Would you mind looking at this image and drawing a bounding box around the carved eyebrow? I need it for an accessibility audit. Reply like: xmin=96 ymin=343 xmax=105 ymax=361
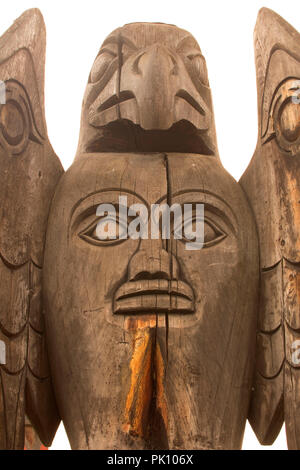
xmin=69 ymin=189 xmax=150 ymax=227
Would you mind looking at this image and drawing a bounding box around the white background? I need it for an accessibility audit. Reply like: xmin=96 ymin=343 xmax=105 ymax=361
xmin=1 ymin=0 xmax=299 ymax=451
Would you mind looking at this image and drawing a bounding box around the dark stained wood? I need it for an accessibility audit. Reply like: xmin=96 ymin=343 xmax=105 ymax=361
xmin=43 ymin=22 xmax=259 ymax=450
xmin=240 ymin=8 xmax=300 ymax=449
xmin=0 ymin=9 xmax=63 ymax=449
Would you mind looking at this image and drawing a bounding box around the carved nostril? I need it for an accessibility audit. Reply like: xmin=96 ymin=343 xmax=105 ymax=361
xmin=128 ymin=248 xmax=180 ymax=283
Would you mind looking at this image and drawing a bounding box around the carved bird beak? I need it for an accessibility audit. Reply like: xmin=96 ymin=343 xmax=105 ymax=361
xmin=89 ymin=44 xmax=211 ymax=132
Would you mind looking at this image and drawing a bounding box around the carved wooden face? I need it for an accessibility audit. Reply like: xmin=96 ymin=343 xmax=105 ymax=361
xmin=42 ymin=23 xmax=259 ymax=451
xmin=1 ymin=9 xmax=299 ymax=452
xmin=77 ymin=23 xmax=218 ymax=156
xmin=44 ymin=150 xmax=258 ymax=449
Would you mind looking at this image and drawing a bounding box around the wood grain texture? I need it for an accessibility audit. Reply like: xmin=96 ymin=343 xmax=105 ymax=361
xmin=0 ymin=9 xmax=63 ymax=449
xmin=77 ymin=23 xmax=218 ymax=157
xmin=240 ymin=8 xmax=300 ymax=449
xmin=43 ymin=21 xmax=259 ymax=450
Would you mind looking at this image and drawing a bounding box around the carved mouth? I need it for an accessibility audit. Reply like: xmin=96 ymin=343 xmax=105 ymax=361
xmin=86 ymin=119 xmax=214 ymax=155
xmin=113 ymin=279 xmax=195 ymax=315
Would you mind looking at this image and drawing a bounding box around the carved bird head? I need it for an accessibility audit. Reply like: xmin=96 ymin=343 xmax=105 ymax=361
xmin=76 ymin=23 xmax=218 ymax=156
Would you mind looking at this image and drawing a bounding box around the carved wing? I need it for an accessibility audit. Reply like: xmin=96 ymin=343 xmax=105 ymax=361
xmin=0 ymin=9 xmax=63 ymax=449
xmin=240 ymin=8 xmax=300 ymax=449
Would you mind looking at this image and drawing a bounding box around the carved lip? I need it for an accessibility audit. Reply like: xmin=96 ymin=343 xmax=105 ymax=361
xmin=113 ymin=279 xmax=195 ymax=315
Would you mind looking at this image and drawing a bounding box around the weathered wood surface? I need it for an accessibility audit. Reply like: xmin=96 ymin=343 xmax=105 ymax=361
xmin=77 ymin=23 xmax=218 ymax=157
xmin=0 ymin=10 xmax=63 ymax=449
xmin=44 ymin=23 xmax=259 ymax=450
xmin=1 ymin=7 xmax=299 ymax=451
xmin=24 ymin=417 xmax=48 ymax=450
xmin=240 ymin=8 xmax=300 ymax=449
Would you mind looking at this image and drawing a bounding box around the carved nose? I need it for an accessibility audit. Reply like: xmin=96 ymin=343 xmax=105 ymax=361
xmin=128 ymin=239 xmax=180 ymax=282
xmin=132 ymin=44 xmax=177 ymax=130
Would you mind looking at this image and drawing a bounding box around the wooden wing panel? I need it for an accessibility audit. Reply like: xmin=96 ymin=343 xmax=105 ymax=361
xmin=240 ymin=8 xmax=300 ymax=449
xmin=0 ymin=9 xmax=63 ymax=449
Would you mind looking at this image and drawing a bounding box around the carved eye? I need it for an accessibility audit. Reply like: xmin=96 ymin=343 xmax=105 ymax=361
xmin=80 ymin=215 xmax=128 ymax=247
xmin=187 ymin=53 xmax=209 ymax=87
xmin=89 ymin=50 xmax=117 ymax=84
xmin=262 ymin=78 xmax=300 ymax=156
xmin=0 ymin=80 xmax=43 ymax=155
xmin=174 ymin=216 xmax=227 ymax=248
xmin=279 ymin=100 xmax=300 ymax=142
xmin=1 ymin=101 xmax=25 ymax=146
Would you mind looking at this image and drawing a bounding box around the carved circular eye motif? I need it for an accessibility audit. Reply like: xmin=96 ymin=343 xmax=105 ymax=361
xmin=279 ymin=100 xmax=300 ymax=143
xmin=89 ymin=50 xmax=117 ymax=84
xmin=0 ymin=97 xmax=30 ymax=155
xmin=1 ymin=101 xmax=25 ymax=146
xmin=0 ymin=80 xmax=42 ymax=156
xmin=263 ymin=79 xmax=300 ymax=156
xmin=187 ymin=53 xmax=209 ymax=87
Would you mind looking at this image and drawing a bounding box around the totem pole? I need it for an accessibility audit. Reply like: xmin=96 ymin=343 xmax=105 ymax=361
xmin=0 ymin=7 xmax=299 ymax=450
xmin=241 ymin=8 xmax=300 ymax=449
